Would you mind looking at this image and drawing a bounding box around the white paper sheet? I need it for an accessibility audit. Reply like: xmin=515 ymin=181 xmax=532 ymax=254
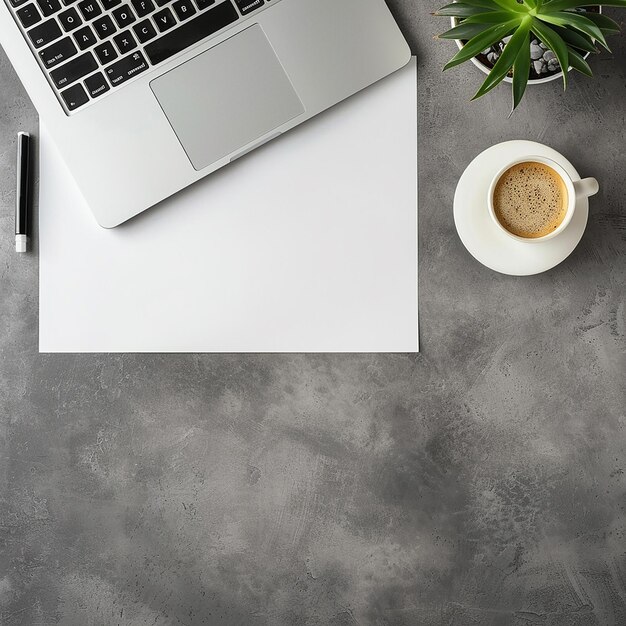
xmin=39 ymin=59 xmax=417 ymax=353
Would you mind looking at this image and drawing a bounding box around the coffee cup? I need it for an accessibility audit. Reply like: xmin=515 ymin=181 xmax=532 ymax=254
xmin=487 ymin=155 xmax=599 ymax=243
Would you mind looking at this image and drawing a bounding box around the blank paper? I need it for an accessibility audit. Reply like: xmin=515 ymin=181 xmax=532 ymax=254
xmin=39 ymin=59 xmax=417 ymax=352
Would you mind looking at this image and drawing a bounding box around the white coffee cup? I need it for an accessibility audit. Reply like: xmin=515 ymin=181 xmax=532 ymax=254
xmin=487 ymin=155 xmax=599 ymax=243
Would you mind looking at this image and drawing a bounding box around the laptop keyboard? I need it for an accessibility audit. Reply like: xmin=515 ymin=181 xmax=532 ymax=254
xmin=5 ymin=0 xmax=273 ymax=113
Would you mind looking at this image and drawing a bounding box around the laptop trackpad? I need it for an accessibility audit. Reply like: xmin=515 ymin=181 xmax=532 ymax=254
xmin=150 ymin=25 xmax=305 ymax=171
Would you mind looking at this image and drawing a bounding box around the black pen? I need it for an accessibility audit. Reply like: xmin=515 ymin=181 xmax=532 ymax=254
xmin=16 ymin=132 xmax=30 ymax=253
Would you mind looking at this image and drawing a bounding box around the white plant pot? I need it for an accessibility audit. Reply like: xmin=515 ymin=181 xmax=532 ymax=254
xmin=450 ymin=12 xmax=598 ymax=85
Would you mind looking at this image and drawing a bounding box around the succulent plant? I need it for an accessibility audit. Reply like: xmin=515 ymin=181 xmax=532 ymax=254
xmin=435 ymin=0 xmax=626 ymax=110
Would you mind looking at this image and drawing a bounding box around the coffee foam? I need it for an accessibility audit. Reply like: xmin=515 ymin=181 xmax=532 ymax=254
xmin=493 ymin=162 xmax=568 ymax=238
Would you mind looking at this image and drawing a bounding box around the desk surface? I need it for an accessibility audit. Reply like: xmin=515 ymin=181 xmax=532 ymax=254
xmin=1 ymin=2 xmax=625 ymax=624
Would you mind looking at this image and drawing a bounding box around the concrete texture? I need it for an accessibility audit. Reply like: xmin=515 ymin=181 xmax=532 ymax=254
xmin=1 ymin=1 xmax=625 ymax=624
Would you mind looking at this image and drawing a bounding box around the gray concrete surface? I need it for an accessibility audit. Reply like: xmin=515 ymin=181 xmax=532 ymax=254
xmin=1 ymin=1 xmax=625 ymax=624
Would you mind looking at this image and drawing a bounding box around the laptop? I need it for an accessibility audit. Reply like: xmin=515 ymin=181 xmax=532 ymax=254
xmin=0 ymin=0 xmax=410 ymax=227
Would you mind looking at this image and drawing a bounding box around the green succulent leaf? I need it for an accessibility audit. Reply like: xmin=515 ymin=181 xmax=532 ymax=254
xmin=531 ymin=17 xmax=570 ymax=88
xmin=438 ymin=22 xmax=493 ymax=39
xmin=552 ymin=25 xmax=599 ymax=52
xmin=537 ymin=11 xmax=609 ymax=49
xmin=459 ymin=0 xmax=504 ymax=7
xmin=434 ymin=3 xmax=497 ymax=16
xmin=583 ymin=12 xmax=622 ymax=33
xmin=567 ymin=46 xmax=594 ymax=75
xmin=472 ymin=18 xmax=532 ymax=100
xmin=443 ymin=20 xmax=521 ymax=70
xmin=512 ymin=31 xmax=531 ymax=112
xmin=490 ymin=0 xmax=529 ymax=12
xmin=461 ymin=10 xmax=525 ymax=23
xmin=542 ymin=0 xmax=626 ymax=10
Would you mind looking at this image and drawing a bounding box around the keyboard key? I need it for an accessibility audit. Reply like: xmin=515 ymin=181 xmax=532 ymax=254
xmin=28 ymin=18 xmax=62 ymax=48
xmin=58 ymin=7 xmax=82 ymax=31
xmin=101 ymin=0 xmax=121 ymax=8
xmin=130 ymin=0 xmax=153 ymax=17
xmin=234 ymin=0 xmax=262 ymax=15
xmin=173 ymin=0 xmax=195 ymax=21
xmin=35 ymin=0 xmax=61 ymax=17
xmin=132 ymin=19 xmax=156 ymax=43
xmin=153 ymin=7 xmax=175 ymax=32
xmin=61 ymin=0 xmax=77 ymax=5
xmin=92 ymin=15 xmax=116 ymax=38
xmin=195 ymin=0 xmax=214 ymax=9
xmin=105 ymin=50 xmax=148 ymax=86
xmin=16 ymin=4 xmax=41 ymax=28
xmin=112 ymin=4 xmax=136 ymax=27
xmin=113 ymin=30 xmax=136 ymax=53
xmin=60 ymin=82 xmax=89 ymax=109
xmin=84 ymin=71 xmax=110 ymax=97
xmin=145 ymin=1 xmax=237 ymax=65
xmin=10 ymin=0 xmax=29 ymax=7
xmin=73 ymin=24 xmax=97 ymax=48
xmin=154 ymin=0 xmax=168 ymax=6
xmin=94 ymin=40 xmax=117 ymax=63
xmin=77 ymin=0 xmax=101 ymax=20
xmin=39 ymin=36 xmax=77 ymax=68
xmin=50 ymin=50 xmax=97 ymax=87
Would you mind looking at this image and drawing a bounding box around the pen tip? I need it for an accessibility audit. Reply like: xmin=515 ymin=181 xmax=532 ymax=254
xmin=15 ymin=235 xmax=27 ymax=253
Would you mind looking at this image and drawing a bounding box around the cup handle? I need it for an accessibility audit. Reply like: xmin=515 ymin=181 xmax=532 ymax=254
xmin=573 ymin=177 xmax=599 ymax=199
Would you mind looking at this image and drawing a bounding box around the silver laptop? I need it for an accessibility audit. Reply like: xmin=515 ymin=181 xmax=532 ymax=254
xmin=0 ymin=0 xmax=410 ymax=227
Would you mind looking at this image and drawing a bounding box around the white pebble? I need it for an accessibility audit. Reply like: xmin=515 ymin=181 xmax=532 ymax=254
xmin=530 ymin=44 xmax=543 ymax=60
xmin=547 ymin=58 xmax=560 ymax=71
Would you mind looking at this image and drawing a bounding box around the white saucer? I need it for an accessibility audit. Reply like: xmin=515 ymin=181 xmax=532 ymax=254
xmin=454 ymin=140 xmax=589 ymax=276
